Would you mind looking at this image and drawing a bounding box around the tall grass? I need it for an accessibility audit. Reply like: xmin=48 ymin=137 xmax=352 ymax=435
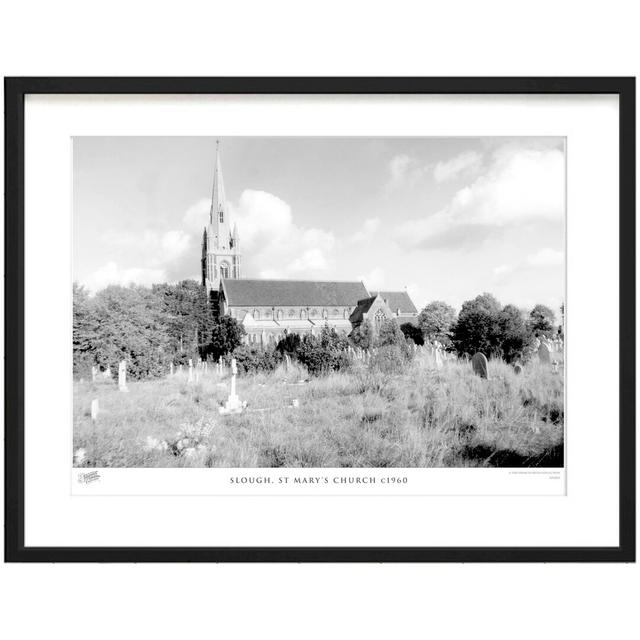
xmin=73 ymin=356 xmax=564 ymax=468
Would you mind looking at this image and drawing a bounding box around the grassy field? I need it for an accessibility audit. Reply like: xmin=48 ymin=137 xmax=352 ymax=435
xmin=73 ymin=352 xmax=564 ymax=468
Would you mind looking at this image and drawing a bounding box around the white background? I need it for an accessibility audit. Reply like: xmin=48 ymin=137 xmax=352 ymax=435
xmin=26 ymin=94 xmax=610 ymax=547
xmin=1 ymin=1 xmax=638 ymax=639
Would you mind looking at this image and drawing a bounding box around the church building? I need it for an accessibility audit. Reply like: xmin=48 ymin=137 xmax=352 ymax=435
xmin=201 ymin=143 xmax=418 ymax=346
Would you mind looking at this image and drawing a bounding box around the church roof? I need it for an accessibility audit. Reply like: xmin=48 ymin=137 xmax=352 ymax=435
xmin=349 ymin=296 xmax=377 ymax=324
xmin=221 ymin=278 xmax=369 ymax=308
xmin=371 ymin=290 xmax=418 ymax=314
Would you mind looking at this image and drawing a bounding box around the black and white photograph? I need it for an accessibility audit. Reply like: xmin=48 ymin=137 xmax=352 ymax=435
xmin=72 ymin=135 xmax=565 ymax=470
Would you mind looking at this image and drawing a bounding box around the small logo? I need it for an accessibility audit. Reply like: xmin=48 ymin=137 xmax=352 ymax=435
xmin=78 ymin=470 xmax=101 ymax=484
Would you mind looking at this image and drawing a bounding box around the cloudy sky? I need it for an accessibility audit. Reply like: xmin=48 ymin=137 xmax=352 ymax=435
xmin=73 ymin=136 xmax=565 ymax=314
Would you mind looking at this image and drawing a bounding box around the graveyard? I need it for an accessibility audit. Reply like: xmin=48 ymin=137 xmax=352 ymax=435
xmin=73 ymin=346 xmax=564 ymax=468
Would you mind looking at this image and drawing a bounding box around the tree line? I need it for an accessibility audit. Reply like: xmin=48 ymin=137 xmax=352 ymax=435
xmin=400 ymin=293 xmax=560 ymax=363
xmin=73 ymin=280 xmax=562 ymax=380
xmin=73 ymin=281 xmax=244 ymax=379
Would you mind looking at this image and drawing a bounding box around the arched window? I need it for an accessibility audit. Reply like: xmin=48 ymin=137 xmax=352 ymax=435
xmin=253 ymin=309 xmax=260 ymax=320
xmin=288 ymin=309 xmax=296 ymax=318
xmin=300 ymin=309 xmax=308 ymax=320
xmin=322 ymin=309 xmax=328 ymax=320
xmin=374 ymin=309 xmax=386 ymax=327
xmin=276 ymin=309 xmax=284 ymax=321
xmin=220 ymin=262 xmax=230 ymax=279
xmin=343 ymin=309 xmax=350 ymax=319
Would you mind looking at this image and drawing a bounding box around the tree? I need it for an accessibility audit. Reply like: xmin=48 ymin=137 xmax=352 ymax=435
xmin=529 ymin=304 xmax=556 ymax=338
xmin=153 ymin=280 xmax=213 ymax=360
xmin=452 ymin=292 xmax=502 ymax=357
xmin=91 ymin=284 xmax=171 ymax=379
xmin=350 ymin=319 xmax=374 ymax=350
xmin=296 ymin=325 xmax=350 ymax=376
xmin=374 ymin=317 xmax=405 ymax=348
xmin=400 ymin=322 xmax=424 ymax=346
xmin=276 ymin=332 xmax=302 ymax=355
xmin=499 ymin=304 xmax=533 ymax=363
xmin=418 ymin=301 xmax=457 ymax=345
xmin=206 ymin=315 xmax=246 ymax=359
xmin=73 ymin=282 xmax=98 ymax=378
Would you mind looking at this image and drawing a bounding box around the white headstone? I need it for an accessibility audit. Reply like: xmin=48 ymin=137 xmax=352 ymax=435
xmin=188 ymin=359 xmax=194 ymax=383
xmin=219 ymin=357 xmax=243 ymax=414
xmin=91 ymin=366 xmax=97 ymax=382
xmin=170 ymin=362 xmax=174 ymax=376
xmin=118 ymin=360 xmax=129 ymax=392
xmin=91 ymin=398 xmax=99 ymax=421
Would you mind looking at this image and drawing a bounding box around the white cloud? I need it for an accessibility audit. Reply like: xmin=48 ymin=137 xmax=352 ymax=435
xmin=493 ymin=264 xmax=513 ymax=278
xmin=433 ymin=151 xmax=482 ymax=183
xmin=395 ymin=144 xmax=565 ymax=249
xmin=358 ymin=266 xmax=386 ymax=290
xmin=233 ymin=189 xmax=336 ymax=279
xmin=493 ymin=248 xmax=564 ymax=284
xmin=83 ymin=262 xmax=166 ymax=293
xmin=526 ymin=247 xmax=563 ymax=267
xmin=182 ymin=198 xmax=211 ymax=234
xmin=387 ymin=154 xmax=412 ymax=191
xmin=104 ymin=229 xmax=191 ymax=266
xmin=348 ymin=217 xmax=381 ymax=244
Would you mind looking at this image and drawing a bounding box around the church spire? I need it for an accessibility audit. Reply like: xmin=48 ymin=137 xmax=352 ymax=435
xmin=210 ymin=140 xmax=227 ymax=226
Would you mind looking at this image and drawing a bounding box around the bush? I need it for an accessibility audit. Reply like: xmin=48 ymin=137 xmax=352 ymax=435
xmin=296 ymin=326 xmax=350 ymax=376
xmin=370 ymin=344 xmax=408 ymax=375
xmin=275 ymin=332 xmax=301 ymax=355
xmin=400 ymin=322 xmax=424 ymax=346
xmin=230 ymin=345 xmax=280 ymax=375
xmin=206 ymin=315 xmax=246 ymax=360
xmin=376 ymin=318 xmax=405 ymax=348
xmin=350 ymin=319 xmax=374 ymax=350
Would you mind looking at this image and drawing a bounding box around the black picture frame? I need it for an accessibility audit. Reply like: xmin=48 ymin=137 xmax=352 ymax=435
xmin=4 ymin=77 xmax=635 ymax=563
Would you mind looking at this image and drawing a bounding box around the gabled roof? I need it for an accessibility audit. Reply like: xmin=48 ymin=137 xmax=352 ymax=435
xmin=349 ymin=296 xmax=377 ymax=324
xmin=221 ymin=278 xmax=369 ymax=308
xmin=371 ymin=290 xmax=418 ymax=314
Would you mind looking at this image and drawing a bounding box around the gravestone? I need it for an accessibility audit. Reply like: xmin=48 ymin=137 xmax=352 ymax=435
xmin=170 ymin=363 xmax=174 ymax=376
xmin=91 ymin=366 xmax=97 ymax=382
xmin=103 ymin=367 xmax=112 ymax=379
xmin=513 ymin=364 xmax=523 ymax=375
xmin=471 ymin=352 xmax=488 ymax=379
xmin=188 ymin=359 xmax=194 ymax=383
xmin=118 ymin=360 xmax=129 ymax=392
xmin=538 ymin=342 xmax=551 ymax=365
xmin=91 ymin=398 xmax=99 ymax=421
xmin=91 ymin=398 xmax=100 ymax=422
xmin=219 ymin=357 xmax=244 ymax=415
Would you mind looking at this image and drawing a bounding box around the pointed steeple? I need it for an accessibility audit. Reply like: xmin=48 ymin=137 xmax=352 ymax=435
xmin=210 ymin=140 xmax=227 ymax=225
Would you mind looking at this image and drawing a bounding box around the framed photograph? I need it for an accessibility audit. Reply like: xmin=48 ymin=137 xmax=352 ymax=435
xmin=4 ymin=77 xmax=635 ymax=562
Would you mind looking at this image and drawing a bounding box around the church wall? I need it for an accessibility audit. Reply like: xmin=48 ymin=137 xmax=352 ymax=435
xmin=228 ymin=305 xmax=354 ymax=322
